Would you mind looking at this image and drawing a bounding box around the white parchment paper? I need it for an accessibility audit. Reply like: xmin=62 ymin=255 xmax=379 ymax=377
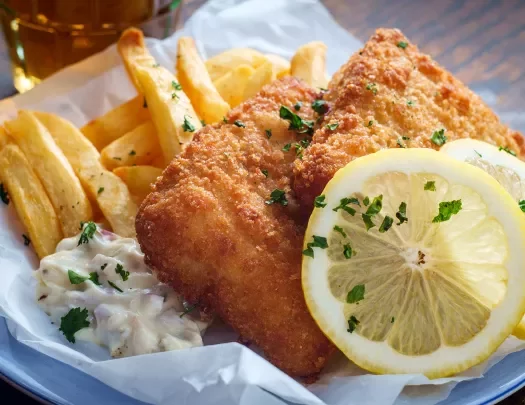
xmin=0 ymin=1 xmax=524 ymax=404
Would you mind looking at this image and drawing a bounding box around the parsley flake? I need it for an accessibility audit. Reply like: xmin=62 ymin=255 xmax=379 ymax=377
xmin=265 ymin=189 xmax=288 ymax=206
xmin=397 ymin=138 xmax=406 ymax=148
xmin=22 ymin=234 xmax=30 ymax=246
xmin=367 ymin=120 xmax=374 ymax=127
xmin=282 ymin=143 xmax=292 ymax=152
xmin=391 ymin=317 xmax=395 ymax=323
xmin=333 ymin=225 xmax=347 ymax=238
xmin=347 ymin=284 xmax=365 ymax=303
xmin=312 ymin=99 xmax=329 ymax=115
xmin=59 ymin=307 xmax=90 ymax=343
xmin=347 ymin=315 xmax=360 ymax=333
xmin=68 ymin=270 xmax=101 ymax=286
xmin=430 ymin=129 xmax=447 ymax=146
xmin=182 ymin=115 xmax=196 ymax=132
xmin=89 ymin=272 xmax=101 ymax=285
xmin=362 ymin=195 xmax=383 ymax=230
xmin=222 ymin=116 xmax=228 ymax=123
xmin=520 ymin=200 xmax=525 ymax=213
xmin=100 ymin=263 xmax=108 ymax=271
xmin=362 ymin=214 xmax=375 ymax=231
xmin=171 ymin=80 xmax=182 ymax=91
xmin=108 ymin=280 xmax=123 ymax=293
xmin=115 ymin=263 xmax=129 ymax=281
xmin=363 ymin=196 xmax=370 ymax=206
xmin=261 ymin=169 xmax=269 ymax=178
xmin=171 ymin=92 xmax=179 ymax=100
xmin=397 ymin=41 xmax=408 ymax=49
xmin=379 ymin=216 xmax=394 ymax=233
xmin=499 ymin=146 xmax=516 ymax=157
xmin=294 ymin=101 xmax=302 ymax=111
xmin=314 ymin=195 xmax=327 ymax=208
xmin=333 ymin=197 xmax=360 ymax=216
xmin=97 ymin=187 xmax=104 ymax=194
xmin=0 ymin=183 xmax=9 ymax=205
xmin=302 ymin=235 xmax=329 ymax=258
xmin=180 ymin=303 xmax=198 ymax=318
xmin=343 ymin=244 xmax=354 ymax=259
xmin=432 ymin=200 xmax=462 ymax=223
xmin=78 ymin=221 xmax=96 ymax=246
xmin=366 ymin=83 xmax=378 ymax=95
xmin=200 ymin=119 xmax=206 ymax=127
xmin=265 ymin=129 xmax=272 ymax=139
xmin=407 ymin=100 xmax=415 ymax=106
xmin=396 ymin=202 xmax=408 ymax=225
xmin=474 ymin=150 xmax=482 ymax=158
xmin=234 ymin=120 xmax=246 ymax=128
xmin=424 ymin=181 xmax=436 ymax=191
xmin=279 ymin=106 xmax=314 ymax=134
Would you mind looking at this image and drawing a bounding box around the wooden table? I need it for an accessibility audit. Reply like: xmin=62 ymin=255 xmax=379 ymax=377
xmin=1 ymin=0 xmax=525 ymax=404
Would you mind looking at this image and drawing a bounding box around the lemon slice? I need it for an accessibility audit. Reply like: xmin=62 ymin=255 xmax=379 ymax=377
xmin=302 ymin=148 xmax=525 ymax=378
xmin=441 ymin=139 xmax=525 ymax=338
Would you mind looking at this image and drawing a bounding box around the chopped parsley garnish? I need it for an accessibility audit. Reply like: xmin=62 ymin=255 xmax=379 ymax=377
xmin=129 ymin=150 xmax=136 ymax=156
xmin=430 ymin=129 xmax=447 ymax=146
xmin=261 ymin=169 xmax=269 ymax=178
xmin=366 ymin=83 xmax=378 ymax=95
xmin=265 ymin=129 xmax=272 ymax=139
xmin=0 ymin=183 xmax=9 ymax=205
xmin=333 ymin=197 xmax=360 ymax=216
xmin=474 ymin=150 xmax=482 ymax=158
xmin=100 ymin=263 xmax=108 ymax=271
xmin=78 ymin=221 xmax=96 ymax=246
xmin=115 ymin=263 xmax=129 ymax=281
xmin=293 ymin=138 xmax=311 ymax=159
xmin=171 ymin=92 xmax=179 ymax=100
xmin=396 ymin=202 xmax=408 ymax=225
xmin=333 ymin=225 xmax=347 ymax=238
xmin=432 ymin=200 xmax=462 ymax=223
xmin=424 ymin=181 xmax=436 ymax=191
xmin=343 ymin=244 xmax=354 ymax=259
xmin=520 ymin=200 xmax=525 ymax=213
xmin=402 ymin=136 xmax=410 ymax=140
xmin=314 ymin=195 xmax=327 ymax=208
xmin=312 ymin=99 xmax=329 ymax=115
xmin=67 ymin=270 xmax=101 ymax=286
xmin=182 ymin=115 xmax=196 ymax=132
xmin=397 ymin=41 xmax=408 ymax=49
xmin=347 ymin=315 xmax=360 ymax=333
xmin=391 ymin=317 xmax=395 ymax=323
xmin=200 ymin=119 xmax=206 ymax=127
xmin=234 ymin=120 xmax=246 ymax=128
xmin=294 ymin=101 xmax=302 ymax=111
xmin=397 ymin=138 xmax=406 ymax=148
xmin=407 ymin=100 xmax=415 ymax=106
xmin=108 ymin=280 xmax=123 ymax=293
xmin=143 ymin=97 xmax=147 ymax=108
xmin=367 ymin=120 xmax=374 ymax=127
xmin=363 ymin=196 xmax=370 ymax=206
xmin=59 ymin=307 xmax=90 ymax=343
xmin=282 ymin=143 xmax=292 ymax=152
xmin=362 ymin=195 xmax=383 ymax=230
xmin=379 ymin=216 xmax=394 ymax=233
xmin=180 ymin=303 xmax=198 ymax=318
xmin=499 ymin=146 xmax=516 ymax=157
xmin=171 ymin=80 xmax=182 ymax=91
xmin=279 ymin=106 xmax=314 ymax=134
xmin=362 ymin=214 xmax=375 ymax=231
xmin=302 ymin=235 xmax=329 ymax=258
xmin=347 ymin=284 xmax=365 ymax=303
xmin=22 ymin=234 xmax=31 ymax=246
xmin=97 ymin=187 xmax=104 ymax=194
xmin=265 ymin=189 xmax=288 ymax=206
xmin=222 ymin=116 xmax=228 ymax=123
xmin=89 ymin=272 xmax=101 ymax=285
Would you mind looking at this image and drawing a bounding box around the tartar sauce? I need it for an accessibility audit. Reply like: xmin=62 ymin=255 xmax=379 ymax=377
xmin=35 ymin=223 xmax=206 ymax=357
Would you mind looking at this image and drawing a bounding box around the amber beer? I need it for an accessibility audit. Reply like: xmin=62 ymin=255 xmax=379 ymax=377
xmin=0 ymin=0 xmax=182 ymax=92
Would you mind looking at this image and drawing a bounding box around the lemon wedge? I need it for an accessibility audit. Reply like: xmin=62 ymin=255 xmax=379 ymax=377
xmin=302 ymin=148 xmax=525 ymax=378
xmin=441 ymin=139 xmax=525 ymax=338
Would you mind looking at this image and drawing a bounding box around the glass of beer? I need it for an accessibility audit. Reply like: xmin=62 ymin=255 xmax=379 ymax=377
xmin=0 ymin=0 xmax=183 ymax=93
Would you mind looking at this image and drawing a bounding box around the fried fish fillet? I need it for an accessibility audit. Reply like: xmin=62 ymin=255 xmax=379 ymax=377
xmin=135 ymin=77 xmax=334 ymax=377
xmin=294 ymin=28 xmax=525 ymax=209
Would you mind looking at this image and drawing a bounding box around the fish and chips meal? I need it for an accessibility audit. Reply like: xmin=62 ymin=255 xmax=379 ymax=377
xmin=3 ymin=26 xmax=525 ymax=384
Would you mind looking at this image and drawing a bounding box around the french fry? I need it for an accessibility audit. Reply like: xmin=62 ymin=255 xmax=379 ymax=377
xmin=205 ymin=48 xmax=267 ymax=82
xmin=243 ymin=61 xmax=277 ymax=101
xmin=0 ymin=144 xmax=63 ymax=258
xmin=118 ymin=28 xmax=202 ymax=163
xmin=33 ymin=112 xmax=137 ymax=238
xmin=100 ymin=121 xmax=161 ymax=171
xmin=81 ymin=95 xmax=151 ymax=150
xmin=265 ymin=54 xmax=291 ymax=78
xmin=177 ymin=37 xmax=230 ymax=124
xmin=113 ymin=165 xmax=162 ymax=205
xmin=290 ymin=41 xmax=328 ymax=89
xmin=213 ymin=64 xmax=255 ymax=108
xmin=0 ymin=126 xmax=10 ymax=148
xmin=5 ymin=111 xmax=92 ymax=237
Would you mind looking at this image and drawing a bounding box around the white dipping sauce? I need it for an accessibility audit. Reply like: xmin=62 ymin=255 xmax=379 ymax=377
xmin=35 ymin=224 xmax=206 ymax=357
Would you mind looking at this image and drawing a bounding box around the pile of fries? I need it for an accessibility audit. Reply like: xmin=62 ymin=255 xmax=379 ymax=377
xmin=0 ymin=27 xmax=328 ymax=259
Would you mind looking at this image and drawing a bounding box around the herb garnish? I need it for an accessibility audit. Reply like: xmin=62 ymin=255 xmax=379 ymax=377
xmin=0 ymin=183 xmax=9 ymax=205
xmin=180 ymin=303 xmax=198 ymax=318
xmin=108 ymin=280 xmax=123 ymax=293
xmin=347 ymin=284 xmax=365 ymax=303
xmin=78 ymin=221 xmax=96 ymax=246
xmin=22 ymin=234 xmax=31 ymax=246
xmin=265 ymin=189 xmax=288 ymax=206
xmin=363 ymin=196 xmax=370 ymax=206
xmin=333 ymin=197 xmax=360 ymax=216
xmin=279 ymin=106 xmax=314 ymax=134
xmin=432 ymin=200 xmax=462 ymax=223
xmin=312 ymin=99 xmax=328 ymax=115
xmin=347 ymin=315 xmax=360 ymax=333
xmin=366 ymin=83 xmax=378 ymax=95
xmin=182 ymin=115 xmax=196 ymax=132
xmin=97 ymin=187 xmax=104 ymax=194
xmin=391 ymin=317 xmax=395 ymax=323
xmin=294 ymin=101 xmax=302 ymax=111
xmin=343 ymin=244 xmax=354 ymax=259
xmin=474 ymin=150 xmax=482 ymax=158
xmin=314 ymin=195 xmax=327 ymax=208
xmin=59 ymin=307 xmax=90 ymax=343
xmin=407 ymin=100 xmax=415 ymax=106
xmin=397 ymin=138 xmax=406 ymax=148
xmin=362 ymin=195 xmax=383 ymax=230
xmin=430 ymin=129 xmax=447 ymax=146
xmin=129 ymin=150 xmax=136 ymax=156
xmin=222 ymin=116 xmax=228 ymax=123
xmin=234 ymin=120 xmax=246 ymax=128
xmin=520 ymin=200 xmax=525 ymax=213
xmin=333 ymin=225 xmax=347 ymax=238
xmin=68 ymin=269 xmax=101 ymax=286
xmin=282 ymin=143 xmax=291 ymax=152
xmin=397 ymin=41 xmax=408 ymax=49
xmin=115 ymin=263 xmax=129 ymax=281
xmin=261 ymin=169 xmax=269 ymax=178
xmin=171 ymin=80 xmax=182 ymax=91
xmin=367 ymin=120 xmax=374 ymax=127
xmin=101 ymin=263 xmax=108 ymax=271
xmin=424 ymin=181 xmax=436 ymax=191
xmin=499 ymin=146 xmax=516 ymax=157
xmin=396 ymin=202 xmax=408 ymax=225
xmin=200 ymin=119 xmax=206 ymax=127
xmin=302 ymin=235 xmax=329 ymax=258
xmin=265 ymin=129 xmax=272 ymax=139
xmin=379 ymin=216 xmax=394 ymax=233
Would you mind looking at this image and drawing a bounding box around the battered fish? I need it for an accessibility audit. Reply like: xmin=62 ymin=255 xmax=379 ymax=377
xmin=135 ymin=77 xmax=334 ymax=377
xmin=294 ymin=28 xmax=525 ymax=209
